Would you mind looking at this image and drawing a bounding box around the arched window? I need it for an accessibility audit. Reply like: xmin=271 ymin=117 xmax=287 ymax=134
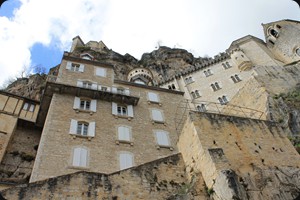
xmin=191 ymin=92 xmax=196 ymax=99
xmin=215 ymin=82 xmax=220 ymax=90
xmin=269 ymin=29 xmax=279 ymax=38
xmin=195 ymin=90 xmax=200 ymax=98
xmin=222 ymin=96 xmax=228 ymax=104
xmin=211 ymin=84 xmax=217 ymax=91
xmin=218 ymin=97 xmax=224 ymax=105
xmin=197 ymin=104 xmax=206 ymax=112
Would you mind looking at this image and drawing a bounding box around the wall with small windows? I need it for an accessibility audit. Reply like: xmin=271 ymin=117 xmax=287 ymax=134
xmin=31 ymin=81 xmax=184 ymax=182
xmin=56 ymin=57 xmax=114 ymax=89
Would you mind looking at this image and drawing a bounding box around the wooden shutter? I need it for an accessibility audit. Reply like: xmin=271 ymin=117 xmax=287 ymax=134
xmin=96 ymin=67 xmax=106 ymax=77
xmin=120 ymin=153 xmax=133 ymax=170
xmin=88 ymin=122 xmax=95 ymax=137
xmin=111 ymin=87 xmax=117 ymax=93
xmin=152 ymin=110 xmax=163 ymax=122
xmin=90 ymin=100 xmax=97 ymax=112
xmin=91 ymin=83 xmax=97 ymax=90
xmin=78 ymin=64 xmax=84 ymax=72
xmin=80 ymin=148 xmax=87 ymax=166
xmin=70 ymin=119 xmax=77 ymax=134
xmin=148 ymin=92 xmax=159 ymax=102
xmin=77 ymin=80 xmax=83 ymax=87
xmin=118 ymin=126 xmax=130 ymax=141
xmin=127 ymin=105 xmax=134 ymax=117
xmin=156 ymin=131 xmax=169 ymax=146
xmin=66 ymin=62 xmax=72 ymax=70
xmin=73 ymin=97 xmax=80 ymax=109
xmin=73 ymin=147 xmax=81 ymax=166
xmin=112 ymin=102 xmax=117 ymax=115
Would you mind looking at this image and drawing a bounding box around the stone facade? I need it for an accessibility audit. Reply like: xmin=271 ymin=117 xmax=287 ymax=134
xmin=178 ymin=112 xmax=300 ymax=200
xmin=1 ymin=19 xmax=300 ymax=200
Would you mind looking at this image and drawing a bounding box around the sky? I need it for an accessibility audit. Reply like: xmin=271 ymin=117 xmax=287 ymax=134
xmin=0 ymin=0 xmax=299 ymax=86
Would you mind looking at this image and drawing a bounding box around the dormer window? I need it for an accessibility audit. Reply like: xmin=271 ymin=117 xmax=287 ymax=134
xmin=269 ymin=29 xmax=279 ymax=38
xmin=81 ymin=53 xmax=93 ymax=60
xmin=296 ymin=48 xmax=300 ymax=56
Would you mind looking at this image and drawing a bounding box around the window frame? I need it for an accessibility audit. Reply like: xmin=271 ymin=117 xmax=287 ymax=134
xmin=95 ymin=67 xmax=107 ymax=77
xmin=66 ymin=62 xmax=84 ymax=72
xmin=23 ymin=102 xmax=35 ymax=112
xmin=73 ymin=97 xmax=97 ymax=113
xmin=69 ymin=119 xmax=96 ymax=138
xmin=116 ymin=125 xmax=133 ymax=145
xmin=147 ymin=92 xmax=160 ymax=104
xmin=112 ymin=102 xmax=134 ymax=119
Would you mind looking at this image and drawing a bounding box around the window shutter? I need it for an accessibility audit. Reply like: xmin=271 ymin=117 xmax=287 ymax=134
xmin=80 ymin=148 xmax=87 ymax=167
xmin=73 ymin=148 xmax=81 ymax=166
xmin=70 ymin=119 xmax=77 ymax=134
xmin=77 ymin=80 xmax=83 ymax=87
xmin=156 ymin=131 xmax=169 ymax=146
xmin=120 ymin=153 xmax=132 ymax=170
xmin=98 ymin=85 xmax=102 ymax=91
xmin=124 ymin=127 xmax=130 ymax=141
xmin=91 ymin=83 xmax=97 ymax=90
xmin=148 ymin=92 xmax=159 ymax=102
xmin=73 ymin=97 xmax=80 ymax=109
xmin=118 ymin=126 xmax=130 ymax=141
xmin=96 ymin=67 xmax=106 ymax=77
xmin=29 ymin=104 xmax=35 ymax=112
xmin=66 ymin=62 xmax=72 ymax=70
xmin=106 ymin=87 xmax=111 ymax=92
xmin=23 ymin=103 xmax=29 ymax=110
xmin=88 ymin=122 xmax=95 ymax=137
xmin=79 ymin=64 xmax=84 ymax=72
xmin=127 ymin=105 xmax=134 ymax=117
xmin=152 ymin=110 xmax=163 ymax=122
xmin=112 ymin=102 xmax=117 ymax=115
xmin=125 ymin=89 xmax=130 ymax=95
xmin=90 ymin=100 xmax=97 ymax=112
xmin=111 ymin=87 xmax=117 ymax=94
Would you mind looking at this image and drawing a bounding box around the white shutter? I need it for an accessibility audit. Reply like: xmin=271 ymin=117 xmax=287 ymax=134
xmin=80 ymin=148 xmax=87 ymax=167
xmin=79 ymin=64 xmax=84 ymax=72
xmin=66 ymin=62 xmax=72 ymax=70
xmin=88 ymin=122 xmax=95 ymax=137
xmin=98 ymin=85 xmax=102 ymax=91
xmin=106 ymin=87 xmax=111 ymax=92
xmin=148 ymin=92 xmax=159 ymax=102
xmin=125 ymin=89 xmax=130 ymax=95
xmin=91 ymin=83 xmax=97 ymax=90
xmin=23 ymin=103 xmax=29 ymax=110
xmin=90 ymin=100 xmax=97 ymax=112
xmin=112 ymin=102 xmax=117 ymax=115
xmin=73 ymin=97 xmax=80 ymax=109
xmin=73 ymin=148 xmax=81 ymax=166
xmin=112 ymin=87 xmax=117 ymax=94
xmin=96 ymin=67 xmax=106 ymax=77
xmin=77 ymin=80 xmax=83 ymax=87
xmin=152 ymin=110 xmax=163 ymax=122
xmin=127 ymin=105 xmax=134 ymax=117
xmin=156 ymin=131 xmax=169 ymax=146
xmin=70 ymin=119 xmax=77 ymax=134
xmin=29 ymin=104 xmax=35 ymax=112
xmin=118 ymin=126 xmax=130 ymax=141
xmin=120 ymin=153 xmax=133 ymax=170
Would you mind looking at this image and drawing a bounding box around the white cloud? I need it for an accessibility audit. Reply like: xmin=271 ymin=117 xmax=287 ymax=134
xmin=0 ymin=0 xmax=299 ymax=86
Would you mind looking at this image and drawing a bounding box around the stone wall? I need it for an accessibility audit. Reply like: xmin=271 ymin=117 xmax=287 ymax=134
xmin=1 ymin=154 xmax=209 ymax=200
xmin=178 ymin=111 xmax=300 ymax=200
xmin=0 ymin=121 xmax=41 ymax=190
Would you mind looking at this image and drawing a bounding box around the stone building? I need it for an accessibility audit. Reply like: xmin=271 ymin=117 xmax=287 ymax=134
xmin=0 ymin=19 xmax=300 ymax=199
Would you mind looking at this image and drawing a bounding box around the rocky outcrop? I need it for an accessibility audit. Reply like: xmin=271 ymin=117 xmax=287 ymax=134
xmin=4 ymin=74 xmax=46 ymax=101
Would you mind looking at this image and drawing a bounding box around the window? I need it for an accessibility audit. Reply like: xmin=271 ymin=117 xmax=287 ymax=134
xmin=269 ymin=28 xmax=279 ymax=38
xmin=211 ymin=82 xmax=221 ymax=91
xmin=204 ymin=69 xmax=212 ymax=77
xmin=81 ymin=54 xmax=93 ymax=60
xmin=154 ymin=130 xmax=170 ymax=147
xmin=117 ymin=126 xmax=131 ymax=142
xmin=77 ymin=80 xmax=97 ymax=90
xmin=69 ymin=119 xmax=95 ymax=137
xmin=296 ymin=48 xmax=300 ymax=56
xmin=148 ymin=92 xmax=160 ymax=103
xmin=168 ymin=84 xmax=176 ymax=90
xmin=222 ymin=62 xmax=232 ymax=69
xmin=23 ymin=102 xmax=35 ymax=112
xmin=73 ymin=97 xmax=97 ymax=112
xmin=77 ymin=122 xmax=89 ymax=136
xmin=72 ymin=147 xmax=88 ymax=167
xmin=119 ymin=152 xmax=133 ymax=170
xmin=112 ymin=103 xmax=134 ymax=118
xmin=185 ymin=77 xmax=193 ymax=84
xmin=112 ymin=87 xmax=130 ymax=95
xmin=218 ymin=96 xmax=229 ymax=105
xmin=151 ymin=109 xmax=164 ymax=123
xmin=95 ymin=67 xmax=106 ymax=77
xmin=197 ymin=104 xmax=206 ymax=112
xmin=66 ymin=62 xmax=84 ymax=72
xmin=231 ymin=75 xmax=242 ymax=83
xmin=191 ymin=90 xmax=200 ymax=99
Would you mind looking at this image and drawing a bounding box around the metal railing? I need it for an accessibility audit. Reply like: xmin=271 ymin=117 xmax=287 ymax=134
xmin=174 ymin=99 xmax=265 ymax=134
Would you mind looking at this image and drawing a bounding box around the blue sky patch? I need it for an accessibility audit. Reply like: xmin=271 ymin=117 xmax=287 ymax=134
xmin=0 ymin=0 xmax=21 ymax=18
